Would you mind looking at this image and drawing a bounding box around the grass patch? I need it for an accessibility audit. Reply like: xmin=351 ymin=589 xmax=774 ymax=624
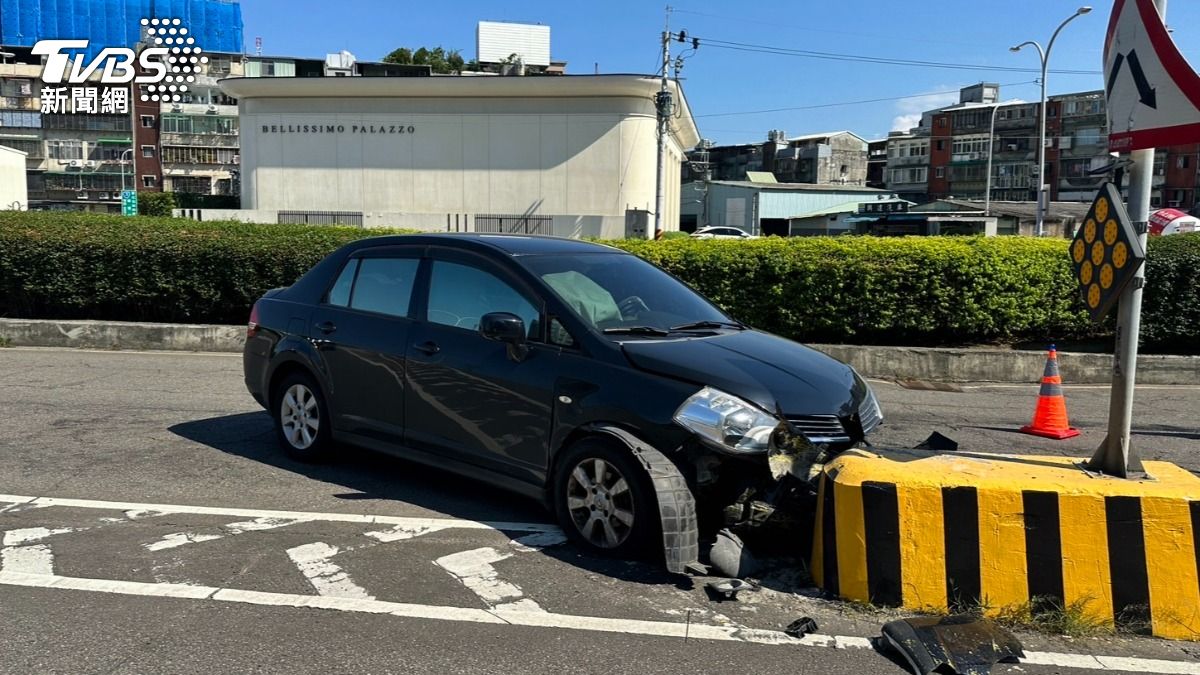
xmin=0 ymin=336 xmax=11 ymax=348
xmin=992 ymin=596 xmax=1111 ymax=637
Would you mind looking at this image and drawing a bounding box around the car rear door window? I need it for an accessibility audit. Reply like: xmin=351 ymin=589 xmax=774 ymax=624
xmin=426 ymin=261 xmax=539 ymax=335
xmin=349 ymin=258 xmax=419 ymax=318
xmin=326 ymin=258 xmax=359 ymax=307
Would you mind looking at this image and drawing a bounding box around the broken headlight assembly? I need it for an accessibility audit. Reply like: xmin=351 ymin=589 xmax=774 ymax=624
xmin=672 ymin=386 xmax=779 ymax=454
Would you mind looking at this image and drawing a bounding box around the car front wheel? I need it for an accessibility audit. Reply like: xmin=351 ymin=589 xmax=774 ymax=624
xmin=274 ymin=372 xmax=333 ymax=461
xmin=554 ymin=438 xmax=657 ymax=558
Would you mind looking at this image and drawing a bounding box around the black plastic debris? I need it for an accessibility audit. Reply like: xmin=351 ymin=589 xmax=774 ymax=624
xmin=707 ymin=528 xmax=761 ymax=579
xmin=915 ymin=432 xmax=959 ymax=452
xmin=704 ymin=578 xmax=757 ymax=601
xmin=784 ymin=617 xmax=818 ymax=638
xmin=881 ymin=615 xmax=1024 ymax=675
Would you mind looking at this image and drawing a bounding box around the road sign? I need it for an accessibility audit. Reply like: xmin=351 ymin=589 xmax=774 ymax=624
xmin=121 ymin=189 xmax=137 ymax=217
xmin=1105 ymin=0 xmax=1200 ymax=151
xmin=1070 ymin=182 xmax=1145 ymax=322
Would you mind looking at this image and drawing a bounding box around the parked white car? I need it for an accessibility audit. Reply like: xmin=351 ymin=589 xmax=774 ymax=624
xmin=690 ymin=226 xmax=758 ymax=240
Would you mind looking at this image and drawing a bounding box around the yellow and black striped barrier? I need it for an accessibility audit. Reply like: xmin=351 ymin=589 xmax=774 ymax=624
xmin=812 ymin=449 xmax=1200 ymax=640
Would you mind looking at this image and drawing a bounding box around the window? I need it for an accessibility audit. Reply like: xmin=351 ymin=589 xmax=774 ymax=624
xmin=427 ymin=261 xmax=538 ymax=334
xmin=936 ymin=140 xmax=945 ymax=151
xmin=46 ymin=140 xmax=83 ymax=160
xmin=141 ymin=145 xmax=155 ymax=158
xmin=43 ymin=114 xmax=130 ymax=131
xmin=140 ymin=115 xmax=155 ymax=128
xmin=326 ymin=259 xmax=359 ymax=307
xmin=1073 ymin=127 xmax=1102 ymax=147
xmin=350 ymin=258 xmax=420 ymax=318
xmin=169 ymin=176 xmax=212 ymax=193
xmin=549 ymin=318 xmax=576 ymax=348
xmin=142 ymin=175 xmax=156 ymax=188
xmin=935 ymin=167 xmax=945 ymax=178
xmin=0 ymin=111 xmax=41 ymax=128
xmin=0 ymin=139 xmax=42 ymax=157
xmin=1178 ymin=156 xmax=1191 ymax=169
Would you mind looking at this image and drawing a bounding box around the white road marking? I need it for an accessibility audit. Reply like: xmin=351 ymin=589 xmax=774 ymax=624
xmin=286 ymin=542 xmax=374 ymax=600
xmin=1 ymin=544 xmax=54 ymax=574
xmin=2 ymin=527 xmax=74 ymax=546
xmin=435 ymin=531 xmax=568 ymax=612
xmin=364 ymin=523 xmax=453 ymax=543
xmin=144 ymin=516 xmax=307 ymax=552
xmin=0 ymin=494 xmax=556 ymax=533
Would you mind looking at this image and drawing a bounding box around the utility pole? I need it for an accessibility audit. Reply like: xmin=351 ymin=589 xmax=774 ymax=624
xmin=1087 ymin=0 xmax=1166 ymax=478
xmin=653 ymin=6 xmax=672 ymax=239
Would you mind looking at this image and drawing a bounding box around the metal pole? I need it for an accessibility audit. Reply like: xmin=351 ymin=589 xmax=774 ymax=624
xmin=1037 ymin=52 xmax=1048 ymax=236
xmin=986 ymin=102 xmax=999 ymax=216
xmin=653 ymin=6 xmax=671 ymax=239
xmin=1088 ymin=0 xmax=1165 ymax=478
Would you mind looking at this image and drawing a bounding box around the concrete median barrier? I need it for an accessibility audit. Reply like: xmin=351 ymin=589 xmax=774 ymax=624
xmin=812 ymin=448 xmax=1200 ymax=640
xmin=0 ymin=318 xmax=244 ymax=353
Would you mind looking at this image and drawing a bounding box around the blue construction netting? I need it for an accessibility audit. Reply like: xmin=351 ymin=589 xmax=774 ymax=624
xmin=0 ymin=0 xmax=242 ymax=58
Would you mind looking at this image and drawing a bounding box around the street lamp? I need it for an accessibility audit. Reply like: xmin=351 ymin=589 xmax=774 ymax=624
xmin=119 ymin=148 xmax=133 ymax=192
xmin=1011 ymin=5 xmax=1092 ymax=237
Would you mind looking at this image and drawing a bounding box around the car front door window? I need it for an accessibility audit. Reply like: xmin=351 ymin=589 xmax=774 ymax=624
xmin=426 ymin=261 xmax=539 ymax=337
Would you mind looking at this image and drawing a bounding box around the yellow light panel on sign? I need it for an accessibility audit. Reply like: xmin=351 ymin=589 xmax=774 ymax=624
xmin=1070 ymin=183 xmax=1146 ymax=322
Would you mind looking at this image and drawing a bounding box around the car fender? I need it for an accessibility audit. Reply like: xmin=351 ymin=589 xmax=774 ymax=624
xmin=265 ymin=336 xmax=331 ymax=407
xmin=578 ymin=423 xmax=700 ymax=575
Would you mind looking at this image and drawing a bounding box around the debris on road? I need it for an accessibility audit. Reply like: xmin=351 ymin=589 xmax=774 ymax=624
xmin=704 ymin=578 xmax=757 ymax=601
xmin=707 ymin=528 xmax=761 ymax=579
xmin=784 ymin=617 xmax=818 ymax=638
xmin=880 ymin=614 xmax=1024 ymax=675
xmin=915 ymin=431 xmax=959 ymax=452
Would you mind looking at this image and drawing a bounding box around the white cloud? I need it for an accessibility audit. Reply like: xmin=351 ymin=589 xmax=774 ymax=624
xmin=890 ymin=88 xmax=960 ymax=132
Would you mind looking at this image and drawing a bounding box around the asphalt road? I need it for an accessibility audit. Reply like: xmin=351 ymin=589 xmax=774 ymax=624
xmin=1 ymin=347 xmax=1199 ymax=675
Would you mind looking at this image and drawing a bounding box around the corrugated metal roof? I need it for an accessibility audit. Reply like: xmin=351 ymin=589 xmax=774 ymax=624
xmin=707 ymin=180 xmax=890 ymax=193
xmin=745 ymin=171 xmax=777 ymax=183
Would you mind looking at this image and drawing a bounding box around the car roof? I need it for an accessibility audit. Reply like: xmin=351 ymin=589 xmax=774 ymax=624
xmin=343 ymin=233 xmax=624 ymax=256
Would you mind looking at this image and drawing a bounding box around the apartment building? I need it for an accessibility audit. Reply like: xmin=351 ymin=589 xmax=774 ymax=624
xmin=886 ymin=83 xmax=1200 ymax=210
xmin=684 ymin=130 xmax=869 ymax=186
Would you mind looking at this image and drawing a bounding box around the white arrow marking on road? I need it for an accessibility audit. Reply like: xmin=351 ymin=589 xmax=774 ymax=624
xmin=144 ymin=517 xmax=309 ymax=552
xmin=435 ymin=531 xmax=567 ymax=612
xmin=286 ymin=542 xmax=374 ymax=600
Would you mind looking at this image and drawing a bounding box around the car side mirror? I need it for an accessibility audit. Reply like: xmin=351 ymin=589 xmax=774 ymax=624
xmin=480 ymin=312 xmax=528 ymax=361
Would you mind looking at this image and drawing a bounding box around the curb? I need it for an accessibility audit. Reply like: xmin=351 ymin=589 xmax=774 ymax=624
xmin=0 ymin=318 xmax=244 ymax=353
xmin=0 ymin=318 xmax=1196 ymax=385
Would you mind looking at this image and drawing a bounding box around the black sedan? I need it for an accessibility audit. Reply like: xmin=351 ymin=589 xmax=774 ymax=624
xmin=244 ymin=234 xmax=881 ymax=569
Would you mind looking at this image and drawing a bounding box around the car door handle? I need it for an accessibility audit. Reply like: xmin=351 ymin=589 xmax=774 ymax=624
xmin=316 ymin=321 xmax=337 ymax=334
xmin=414 ymin=341 xmax=440 ymax=356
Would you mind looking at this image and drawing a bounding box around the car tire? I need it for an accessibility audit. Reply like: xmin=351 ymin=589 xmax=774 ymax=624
xmin=554 ymin=438 xmax=658 ymax=559
xmin=273 ymin=371 xmax=333 ymax=462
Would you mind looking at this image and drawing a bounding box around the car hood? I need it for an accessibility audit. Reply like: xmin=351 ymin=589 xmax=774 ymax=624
xmin=620 ymin=330 xmax=863 ymax=418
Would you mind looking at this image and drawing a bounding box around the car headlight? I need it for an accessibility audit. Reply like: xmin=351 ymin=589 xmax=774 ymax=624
xmin=673 ymin=386 xmax=779 ymax=454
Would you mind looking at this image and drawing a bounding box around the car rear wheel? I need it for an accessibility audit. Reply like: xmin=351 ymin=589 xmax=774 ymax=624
xmin=274 ymin=372 xmax=332 ymax=461
xmin=554 ymin=438 xmax=657 ymax=558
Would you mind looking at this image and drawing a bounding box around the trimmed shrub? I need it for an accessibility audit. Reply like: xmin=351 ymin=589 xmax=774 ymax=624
xmin=0 ymin=212 xmax=414 ymax=325
xmin=1 ymin=211 xmax=1197 ymax=352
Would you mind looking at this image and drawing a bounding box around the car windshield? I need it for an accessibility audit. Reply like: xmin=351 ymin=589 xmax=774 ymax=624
xmin=519 ymin=253 xmax=732 ymax=335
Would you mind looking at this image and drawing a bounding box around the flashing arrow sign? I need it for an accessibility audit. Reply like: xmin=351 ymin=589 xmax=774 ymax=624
xmin=1105 ymin=0 xmax=1200 ymax=151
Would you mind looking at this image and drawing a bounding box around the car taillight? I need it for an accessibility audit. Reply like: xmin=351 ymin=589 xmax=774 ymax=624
xmin=247 ymin=302 xmax=260 ymax=338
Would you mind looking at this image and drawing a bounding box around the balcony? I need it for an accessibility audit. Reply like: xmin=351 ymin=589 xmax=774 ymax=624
xmin=887 ymin=154 xmax=928 ymax=167
xmin=160 ymin=102 xmax=237 ymax=117
xmin=951 ymin=152 xmax=986 ymax=163
xmin=159 ymin=132 xmax=239 ymax=148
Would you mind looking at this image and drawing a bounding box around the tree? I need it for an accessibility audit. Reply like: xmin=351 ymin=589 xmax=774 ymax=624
xmin=383 ymin=45 xmax=464 ymax=74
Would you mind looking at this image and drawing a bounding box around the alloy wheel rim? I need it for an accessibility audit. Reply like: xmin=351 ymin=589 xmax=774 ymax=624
xmin=565 ymin=458 xmax=635 ymax=549
xmin=280 ymin=383 xmax=319 ymax=450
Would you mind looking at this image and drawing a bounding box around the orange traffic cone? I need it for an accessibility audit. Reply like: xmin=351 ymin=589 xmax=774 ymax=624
xmin=1021 ymin=345 xmax=1080 ymax=440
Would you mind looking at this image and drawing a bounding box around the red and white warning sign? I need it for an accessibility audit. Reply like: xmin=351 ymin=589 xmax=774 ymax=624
xmin=1105 ymin=0 xmax=1200 ymax=151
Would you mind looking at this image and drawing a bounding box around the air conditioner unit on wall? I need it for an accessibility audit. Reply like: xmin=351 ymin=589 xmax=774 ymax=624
xmin=68 ymin=159 xmax=80 ymax=168
xmin=98 ymin=192 xmax=109 ymax=200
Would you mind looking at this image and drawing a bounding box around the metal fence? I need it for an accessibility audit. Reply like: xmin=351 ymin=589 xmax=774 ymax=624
xmin=474 ymin=213 xmax=551 ymax=235
xmin=277 ymin=211 xmax=364 ymax=227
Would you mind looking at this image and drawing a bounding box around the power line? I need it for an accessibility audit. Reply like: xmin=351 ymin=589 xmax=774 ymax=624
xmin=696 ymin=81 xmax=1039 ymax=118
xmin=689 ymin=35 xmax=1103 ymax=76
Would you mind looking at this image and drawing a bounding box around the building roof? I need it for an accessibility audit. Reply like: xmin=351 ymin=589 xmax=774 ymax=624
xmin=789 ymin=197 xmax=916 ymax=220
xmin=744 ymin=171 xmax=777 ymax=183
xmin=786 ymin=130 xmax=867 ymax=144
xmin=219 ymin=74 xmax=701 ymax=149
xmin=910 ymin=199 xmax=1094 ymax=221
xmin=708 ymin=180 xmax=890 ymax=193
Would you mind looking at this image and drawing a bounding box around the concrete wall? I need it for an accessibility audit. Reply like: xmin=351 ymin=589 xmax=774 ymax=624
xmin=237 ymin=96 xmax=677 ymax=231
xmin=0 ymin=146 xmax=28 ymax=210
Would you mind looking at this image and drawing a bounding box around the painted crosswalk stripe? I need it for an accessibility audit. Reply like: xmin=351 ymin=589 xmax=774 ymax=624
xmin=286 ymin=542 xmax=374 ymax=600
xmin=144 ymin=517 xmax=309 ymax=552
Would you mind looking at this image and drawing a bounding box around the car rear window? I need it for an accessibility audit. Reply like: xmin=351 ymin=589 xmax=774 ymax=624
xmin=349 ymin=258 xmax=420 ymax=318
xmin=326 ymin=259 xmax=359 ymax=307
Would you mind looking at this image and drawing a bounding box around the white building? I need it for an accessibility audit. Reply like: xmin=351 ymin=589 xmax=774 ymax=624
xmin=217 ymin=75 xmax=698 ymax=238
xmin=0 ymin=144 xmax=28 ymax=210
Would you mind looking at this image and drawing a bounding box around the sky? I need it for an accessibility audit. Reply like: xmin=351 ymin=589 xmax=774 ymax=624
xmin=240 ymin=0 xmax=1200 ymax=145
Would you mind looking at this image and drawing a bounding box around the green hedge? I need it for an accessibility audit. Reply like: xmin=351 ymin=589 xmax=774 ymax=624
xmin=0 ymin=212 xmax=412 ymax=325
xmin=1 ymin=212 xmax=1197 ymax=351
